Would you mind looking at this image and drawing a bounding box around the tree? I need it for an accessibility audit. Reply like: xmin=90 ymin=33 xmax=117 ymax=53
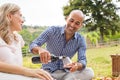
xmin=63 ymin=0 xmax=120 ymax=42
xmin=19 ymin=29 xmax=33 ymax=45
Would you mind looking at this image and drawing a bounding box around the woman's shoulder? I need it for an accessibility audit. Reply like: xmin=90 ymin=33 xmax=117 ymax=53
xmin=13 ymin=31 xmax=22 ymax=39
xmin=0 ymin=38 xmax=7 ymax=46
xmin=13 ymin=31 xmax=25 ymax=47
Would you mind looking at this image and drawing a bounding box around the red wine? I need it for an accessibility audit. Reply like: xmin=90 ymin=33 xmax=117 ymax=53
xmin=65 ymin=67 xmax=71 ymax=70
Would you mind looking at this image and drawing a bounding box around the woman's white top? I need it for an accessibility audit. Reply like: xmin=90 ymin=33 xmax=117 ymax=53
xmin=0 ymin=32 xmax=24 ymax=66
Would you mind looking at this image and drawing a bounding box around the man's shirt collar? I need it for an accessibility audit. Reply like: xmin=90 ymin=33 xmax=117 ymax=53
xmin=60 ymin=25 xmax=78 ymax=39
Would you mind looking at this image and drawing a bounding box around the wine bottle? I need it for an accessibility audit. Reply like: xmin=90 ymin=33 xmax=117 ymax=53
xmin=32 ymin=54 xmax=66 ymax=64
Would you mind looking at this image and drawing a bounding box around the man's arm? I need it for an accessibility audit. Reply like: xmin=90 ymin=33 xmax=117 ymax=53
xmin=77 ymin=36 xmax=87 ymax=70
xmin=31 ymin=46 xmax=42 ymax=54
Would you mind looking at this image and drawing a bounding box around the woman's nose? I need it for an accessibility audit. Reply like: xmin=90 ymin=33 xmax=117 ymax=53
xmin=22 ymin=16 xmax=25 ymax=23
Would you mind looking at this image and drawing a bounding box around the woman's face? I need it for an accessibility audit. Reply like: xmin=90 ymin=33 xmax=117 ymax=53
xmin=10 ymin=10 xmax=24 ymax=32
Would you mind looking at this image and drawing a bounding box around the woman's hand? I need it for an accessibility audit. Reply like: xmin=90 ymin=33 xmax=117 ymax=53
xmin=24 ymin=68 xmax=53 ymax=80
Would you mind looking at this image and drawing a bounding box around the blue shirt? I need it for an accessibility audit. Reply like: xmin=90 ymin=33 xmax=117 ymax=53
xmin=30 ymin=25 xmax=87 ymax=72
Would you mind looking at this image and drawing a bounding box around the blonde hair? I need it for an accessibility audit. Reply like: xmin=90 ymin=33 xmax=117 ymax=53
xmin=0 ymin=3 xmax=20 ymax=44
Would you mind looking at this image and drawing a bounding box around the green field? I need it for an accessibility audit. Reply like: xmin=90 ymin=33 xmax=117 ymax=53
xmin=86 ymin=45 xmax=120 ymax=78
xmin=23 ymin=45 xmax=120 ymax=79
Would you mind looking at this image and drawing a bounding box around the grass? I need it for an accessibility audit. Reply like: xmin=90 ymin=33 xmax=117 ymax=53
xmin=23 ymin=45 xmax=120 ymax=79
xmin=23 ymin=54 xmax=41 ymax=68
xmin=86 ymin=45 xmax=120 ymax=78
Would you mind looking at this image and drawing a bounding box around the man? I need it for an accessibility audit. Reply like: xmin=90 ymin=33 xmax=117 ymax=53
xmin=30 ymin=9 xmax=94 ymax=80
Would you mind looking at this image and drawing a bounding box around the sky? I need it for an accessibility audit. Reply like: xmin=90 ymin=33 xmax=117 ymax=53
xmin=0 ymin=0 xmax=120 ymax=26
xmin=0 ymin=0 xmax=69 ymax=26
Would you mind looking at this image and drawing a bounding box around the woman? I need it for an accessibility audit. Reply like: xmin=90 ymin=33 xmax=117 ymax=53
xmin=0 ymin=3 xmax=53 ymax=80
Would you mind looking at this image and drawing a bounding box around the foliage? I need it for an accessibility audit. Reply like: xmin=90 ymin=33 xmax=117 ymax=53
xmin=109 ymin=32 xmax=120 ymax=41
xmin=63 ymin=0 xmax=120 ymax=42
xmin=22 ymin=45 xmax=29 ymax=56
xmin=102 ymin=31 xmax=120 ymax=42
xmin=19 ymin=29 xmax=33 ymax=45
xmin=19 ymin=26 xmax=48 ymax=55
xmin=86 ymin=31 xmax=100 ymax=46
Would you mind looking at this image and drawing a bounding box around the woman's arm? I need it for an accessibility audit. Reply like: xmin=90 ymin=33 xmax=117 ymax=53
xmin=0 ymin=61 xmax=53 ymax=80
xmin=0 ymin=45 xmax=53 ymax=80
xmin=0 ymin=61 xmax=27 ymax=75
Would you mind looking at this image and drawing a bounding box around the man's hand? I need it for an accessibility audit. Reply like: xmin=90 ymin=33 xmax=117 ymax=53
xmin=31 ymin=46 xmax=51 ymax=64
xmin=64 ymin=62 xmax=83 ymax=72
xmin=38 ymin=48 xmax=51 ymax=64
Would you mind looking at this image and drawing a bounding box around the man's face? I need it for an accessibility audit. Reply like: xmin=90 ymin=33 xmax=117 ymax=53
xmin=65 ymin=13 xmax=84 ymax=35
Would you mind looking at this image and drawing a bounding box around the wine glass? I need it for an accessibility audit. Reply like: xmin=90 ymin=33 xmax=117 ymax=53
xmin=62 ymin=57 xmax=72 ymax=70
